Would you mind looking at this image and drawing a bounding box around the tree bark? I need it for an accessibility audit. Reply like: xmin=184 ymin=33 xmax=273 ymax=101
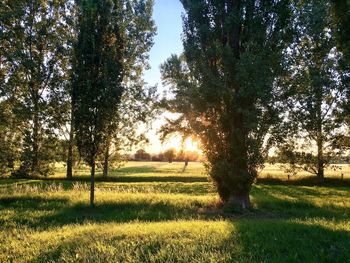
xmin=90 ymin=160 xmax=95 ymax=207
xmin=66 ymin=110 xmax=74 ymax=179
xmin=66 ymin=130 xmax=73 ymax=180
xmin=227 ymin=193 xmax=251 ymax=210
xmin=317 ymin=135 xmax=324 ymax=181
xmin=102 ymin=140 xmax=110 ymax=178
xmin=31 ymin=97 xmax=39 ymax=173
xmin=316 ymin=89 xmax=324 ymax=182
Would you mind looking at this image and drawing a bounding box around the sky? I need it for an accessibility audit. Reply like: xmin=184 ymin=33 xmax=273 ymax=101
xmin=141 ymin=0 xmax=189 ymax=154
xmin=143 ymin=0 xmax=184 ymax=90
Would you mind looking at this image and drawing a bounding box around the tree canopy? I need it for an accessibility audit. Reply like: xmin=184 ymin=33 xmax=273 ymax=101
xmin=161 ymin=0 xmax=294 ymax=209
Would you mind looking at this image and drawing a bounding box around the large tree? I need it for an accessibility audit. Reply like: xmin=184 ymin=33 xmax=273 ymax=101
xmin=277 ymin=0 xmax=349 ymax=180
xmin=99 ymin=0 xmax=156 ymax=178
xmin=330 ymin=0 xmax=350 ymax=150
xmin=161 ymin=1 xmax=292 ymax=209
xmin=330 ymin=0 xmax=350 ymax=65
xmin=0 ymin=0 xmax=72 ymax=176
xmin=73 ymin=0 xmax=137 ymax=206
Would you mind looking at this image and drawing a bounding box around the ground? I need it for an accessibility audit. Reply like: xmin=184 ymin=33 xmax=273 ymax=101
xmin=0 ymin=162 xmax=349 ymax=262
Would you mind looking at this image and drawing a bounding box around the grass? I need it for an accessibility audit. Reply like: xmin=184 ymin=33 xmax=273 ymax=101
xmin=0 ymin=161 xmax=349 ymax=262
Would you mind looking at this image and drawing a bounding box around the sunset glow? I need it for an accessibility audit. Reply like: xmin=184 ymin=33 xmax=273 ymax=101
xmin=161 ymin=136 xmax=201 ymax=153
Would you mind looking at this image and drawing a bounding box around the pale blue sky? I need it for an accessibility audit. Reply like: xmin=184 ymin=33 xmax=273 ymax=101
xmin=143 ymin=0 xmax=184 ymax=91
xmin=142 ymin=0 xmax=186 ymax=153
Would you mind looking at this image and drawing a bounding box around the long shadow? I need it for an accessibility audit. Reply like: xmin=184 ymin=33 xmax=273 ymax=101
xmin=40 ymin=175 xmax=208 ymax=183
xmin=0 ymin=175 xmax=208 ymax=186
xmin=0 ymin=195 xmax=207 ymax=231
xmin=1 ymin=186 xmax=349 ymax=232
xmin=115 ymin=165 xmax=164 ymax=174
xmin=0 ymin=196 xmax=69 ymax=210
xmin=232 ymin=219 xmax=350 ymax=262
xmin=250 ymin=186 xmax=350 ymax=220
xmin=110 ymin=176 xmax=208 ymax=183
xmin=257 ymin=176 xmax=350 ymax=187
xmin=27 ymin=218 xmax=350 ymax=262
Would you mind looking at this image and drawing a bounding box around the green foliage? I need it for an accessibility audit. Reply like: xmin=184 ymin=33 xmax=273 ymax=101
xmin=277 ymin=0 xmax=349 ymax=178
xmin=330 ymin=0 xmax=350 ymax=65
xmin=161 ymin=1 xmax=293 ymax=203
xmin=330 ymin=1 xmax=350 ymax=150
xmin=0 ymin=0 xmax=73 ymax=176
xmin=72 ymin=0 xmax=125 ymax=166
xmin=0 ymin=101 xmax=21 ymax=174
xmin=98 ymin=0 xmax=156 ymax=174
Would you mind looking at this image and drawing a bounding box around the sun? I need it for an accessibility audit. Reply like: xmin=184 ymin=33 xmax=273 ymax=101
xmin=163 ymin=136 xmax=201 ymax=153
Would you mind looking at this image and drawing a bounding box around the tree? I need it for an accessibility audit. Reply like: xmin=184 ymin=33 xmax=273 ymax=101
xmin=163 ymin=148 xmax=176 ymax=163
xmin=134 ymin=149 xmax=151 ymax=160
xmin=277 ymin=0 xmax=349 ymax=180
xmin=161 ymin=1 xmax=293 ymax=209
xmin=98 ymin=0 xmax=156 ymax=177
xmin=0 ymin=0 xmax=73 ymax=176
xmin=330 ymin=1 xmax=350 ymax=152
xmin=73 ymin=0 xmax=125 ymax=207
xmin=0 ymin=100 xmax=21 ymax=174
xmin=330 ymin=0 xmax=350 ymax=65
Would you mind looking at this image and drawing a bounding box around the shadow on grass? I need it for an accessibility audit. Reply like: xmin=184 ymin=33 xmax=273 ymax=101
xmin=257 ymin=176 xmax=350 ymax=187
xmin=0 ymin=196 xmax=69 ymax=210
xmin=0 ymin=195 xmax=206 ymax=230
xmin=251 ymin=186 xmax=350 ymax=220
xmin=1 ymin=185 xmax=349 ymax=232
xmin=46 ymin=175 xmax=208 ymax=183
xmin=115 ymin=165 xmax=165 ymax=174
xmin=27 ymin=218 xmax=350 ymax=262
xmin=234 ymin=219 xmax=350 ymax=262
xmin=108 ymin=176 xmax=208 ymax=183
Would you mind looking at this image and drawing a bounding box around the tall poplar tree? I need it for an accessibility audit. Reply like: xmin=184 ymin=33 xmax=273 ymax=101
xmin=99 ymin=0 xmax=156 ymax=178
xmin=73 ymin=0 xmax=125 ymax=207
xmin=161 ymin=1 xmax=292 ymax=209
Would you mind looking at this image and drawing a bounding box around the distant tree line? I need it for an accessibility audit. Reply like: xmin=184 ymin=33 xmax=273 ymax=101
xmin=132 ymin=148 xmax=200 ymax=162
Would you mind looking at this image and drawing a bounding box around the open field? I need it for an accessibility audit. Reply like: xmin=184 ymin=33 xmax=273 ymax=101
xmin=1 ymin=162 xmax=350 ymax=262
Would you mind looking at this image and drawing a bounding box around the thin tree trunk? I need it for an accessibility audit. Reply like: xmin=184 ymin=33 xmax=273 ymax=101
xmin=316 ymin=89 xmax=324 ymax=182
xmin=66 ymin=110 xmax=74 ymax=179
xmin=102 ymin=140 xmax=110 ymax=178
xmin=32 ymin=99 xmax=39 ymax=173
xmin=90 ymin=160 xmax=95 ymax=207
xmin=181 ymin=160 xmax=189 ymax=173
xmin=317 ymin=135 xmax=324 ymax=181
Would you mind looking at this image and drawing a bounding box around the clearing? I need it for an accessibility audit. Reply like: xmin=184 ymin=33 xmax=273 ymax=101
xmin=0 ymin=162 xmax=349 ymax=262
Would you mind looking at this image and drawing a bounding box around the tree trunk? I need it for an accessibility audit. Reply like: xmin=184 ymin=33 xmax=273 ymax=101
xmin=227 ymin=193 xmax=251 ymax=210
xmin=102 ymin=141 xmax=110 ymax=178
xmin=317 ymin=142 xmax=324 ymax=181
xmin=66 ymin=134 xmax=73 ymax=180
xmin=32 ymin=99 xmax=39 ymax=173
xmin=90 ymin=160 xmax=95 ymax=207
xmin=181 ymin=160 xmax=189 ymax=173
xmin=66 ymin=110 xmax=74 ymax=180
xmin=316 ymin=94 xmax=324 ymax=182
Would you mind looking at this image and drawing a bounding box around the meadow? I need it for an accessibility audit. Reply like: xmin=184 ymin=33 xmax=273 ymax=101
xmin=0 ymin=162 xmax=349 ymax=262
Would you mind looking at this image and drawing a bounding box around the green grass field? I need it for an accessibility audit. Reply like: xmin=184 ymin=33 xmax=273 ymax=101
xmin=1 ymin=162 xmax=349 ymax=262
